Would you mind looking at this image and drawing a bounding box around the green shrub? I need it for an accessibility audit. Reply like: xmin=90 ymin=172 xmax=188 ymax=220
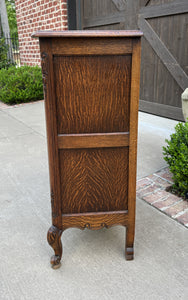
xmin=0 ymin=65 xmax=44 ymax=104
xmin=0 ymin=37 xmax=15 ymax=70
xmin=163 ymin=122 xmax=188 ymax=198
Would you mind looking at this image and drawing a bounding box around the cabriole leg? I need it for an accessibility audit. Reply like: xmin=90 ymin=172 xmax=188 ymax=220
xmin=47 ymin=225 xmax=63 ymax=269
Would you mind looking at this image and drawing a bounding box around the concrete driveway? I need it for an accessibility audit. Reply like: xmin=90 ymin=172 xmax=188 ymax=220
xmin=0 ymin=101 xmax=187 ymax=300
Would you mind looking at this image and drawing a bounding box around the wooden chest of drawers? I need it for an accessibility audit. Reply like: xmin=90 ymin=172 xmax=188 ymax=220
xmin=32 ymin=30 xmax=142 ymax=268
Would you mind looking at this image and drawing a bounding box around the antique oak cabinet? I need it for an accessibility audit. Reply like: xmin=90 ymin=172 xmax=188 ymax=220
xmin=32 ymin=31 xmax=142 ymax=268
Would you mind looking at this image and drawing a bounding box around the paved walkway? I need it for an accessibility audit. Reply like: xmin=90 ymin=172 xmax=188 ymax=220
xmin=0 ymin=101 xmax=187 ymax=300
xmin=137 ymin=167 xmax=188 ymax=228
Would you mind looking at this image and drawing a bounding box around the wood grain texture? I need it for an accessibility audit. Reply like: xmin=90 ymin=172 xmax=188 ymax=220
xmin=60 ymin=147 xmax=129 ymax=214
xmin=69 ymin=1 xmax=187 ymax=120
xmin=54 ymin=55 xmax=131 ymax=134
xmin=127 ymin=39 xmax=141 ymax=252
xmin=139 ymin=99 xmax=184 ymax=121
xmin=139 ymin=0 xmax=188 ymax=18
xmin=140 ymin=37 xmax=185 ymax=111
xmin=51 ymin=37 xmax=133 ymax=55
xmin=138 ymin=0 xmax=188 ymax=119
xmin=62 ymin=211 xmax=128 ymax=230
xmin=128 ymin=39 xmax=141 ymax=212
xmin=138 ymin=16 xmax=188 ymax=90
xmin=83 ymin=11 xmax=125 ymax=27
xmin=32 ymin=30 xmax=143 ymax=38
xmin=58 ymin=132 xmax=129 ymax=149
xmin=112 ymin=0 xmax=127 ymax=11
xmin=47 ymin=225 xmax=63 ymax=269
xmin=39 ymin=40 xmax=62 ymax=226
xmin=81 ymin=0 xmax=126 ymax=31
xmin=35 ymin=32 xmax=142 ymax=266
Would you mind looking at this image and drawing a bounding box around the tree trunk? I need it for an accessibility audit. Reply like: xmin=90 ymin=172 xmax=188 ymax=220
xmin=0 ymin=0 xmax=14 ymax=62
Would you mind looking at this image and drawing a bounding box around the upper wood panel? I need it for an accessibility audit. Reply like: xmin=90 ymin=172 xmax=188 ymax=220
xmin=54 ymin=55 xmax=131 ymax=134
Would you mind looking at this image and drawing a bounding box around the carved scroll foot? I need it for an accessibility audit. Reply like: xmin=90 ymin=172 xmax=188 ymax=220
xmin=47 ymin=225 xmax=63 ymax=269
xmin=125 ymin=225 xmax=134 ymax=260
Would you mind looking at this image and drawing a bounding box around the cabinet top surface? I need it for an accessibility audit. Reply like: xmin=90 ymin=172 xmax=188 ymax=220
xmin=32 ymin=30 xmax=143 ymax=38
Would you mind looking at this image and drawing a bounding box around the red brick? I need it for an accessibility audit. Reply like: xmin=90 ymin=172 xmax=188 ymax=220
xmin=153 ymin=196 xmax=181 ymax=210
xmin=137 ymin=184 xmax=160 ymax=198
xmin=143 ymin=190 xmax=169 ymax=204
xmin=148 ymin=174 xmax=172 ymax=189
xmin=164 ymin=200 xmax=188 ymax=217
xmin=136 ymin=178 xmax=153 ymax=190
xmin=63 ymin=21 xmax=68 ymax=25
xmin=176 ymin=211 xmax=188 ymax=226
xmin=156 ymin=168 xmax=173 ymax=183
xmin=61 ymin=3 xmax=67 ymax=10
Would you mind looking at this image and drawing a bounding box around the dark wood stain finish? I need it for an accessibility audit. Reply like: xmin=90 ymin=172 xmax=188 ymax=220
xmin=54 ymin=54 xmax=131 ymax=134
xmin=58 ymin=132 xmax=130 ymax=149
xmin=33 ymin=30 xmax=142 ymax=268
xmin=60 ymin=147 xmax=129 ymax=214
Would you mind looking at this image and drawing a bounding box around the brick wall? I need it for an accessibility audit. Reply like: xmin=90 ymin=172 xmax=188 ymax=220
xmin=15 ymin=0 xmax=68 ymax=66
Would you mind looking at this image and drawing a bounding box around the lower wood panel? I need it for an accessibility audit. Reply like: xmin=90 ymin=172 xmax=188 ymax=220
xmin=59 ymin=147 xmax=129 ymax=214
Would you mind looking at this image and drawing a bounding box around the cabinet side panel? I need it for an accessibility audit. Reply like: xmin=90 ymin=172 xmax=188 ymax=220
xmin=40 ymin=39 xmax=62 ymax=226
xmin=53 ymin=55 xmax=131 ymax=134
xmin=60 ymin=147 xmax=129 ymax=214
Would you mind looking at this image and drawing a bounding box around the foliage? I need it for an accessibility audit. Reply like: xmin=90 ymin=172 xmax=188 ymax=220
xmin=0 ymin=37 xmax=15 ymax=69
xmin=163 ymin=122 xmax=188 ymax=198
xmin=5 ymin=0 xmax=18 ymax=36
xmin=0 ymin=65 xmax=44 ymax=104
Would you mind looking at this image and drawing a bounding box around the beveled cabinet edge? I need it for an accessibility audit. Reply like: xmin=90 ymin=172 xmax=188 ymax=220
xmin=127 ymin=38 xmax=142 ymax=247
xmin=32 ymin=30 xmax=143 ymax=38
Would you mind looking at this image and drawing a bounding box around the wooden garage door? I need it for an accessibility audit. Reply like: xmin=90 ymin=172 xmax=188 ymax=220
xmin=69 ymin=0 xmax=188 ymax=120
xmin=138 ymin=0 xmax=188 ymax=121
xmin=75 ymin=0 xmax=127 ymax=30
